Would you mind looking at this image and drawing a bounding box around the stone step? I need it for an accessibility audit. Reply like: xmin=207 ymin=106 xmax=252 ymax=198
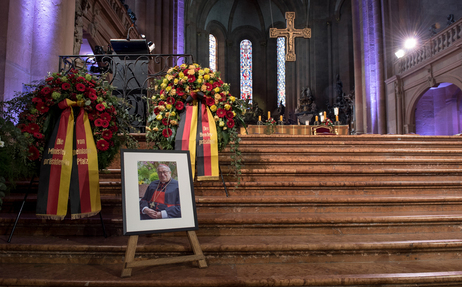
xmin=1 ymin=234 xmax=462 ymax=286
xmin=2 ymin=210 xmax=462 ymax=237
xmin=2 ymin=233 xmax=462 ymax=265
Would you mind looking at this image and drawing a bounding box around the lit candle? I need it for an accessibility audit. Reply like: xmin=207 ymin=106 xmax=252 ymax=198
xmin=268 ymin=111 xmax=271 ymax=119
xmin=336 ymin=115 xmax=339 ymax=122
xmin=258 ymin=115 xmax=261 ymax=121
xmin=305 ymin=120 xmax=309 ymax=125
xmin=280 ymin=115 xmax=283 ymax=121
xmin=315 ymin=116 xmax=318 ymax=121
xmin=323 ymin=111 xmax=327 ymax=119
xmin=334 ymin=107 xmax=339 ymax=116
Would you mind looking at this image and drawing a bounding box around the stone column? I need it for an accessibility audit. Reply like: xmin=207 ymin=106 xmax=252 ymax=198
xmin=373 ymin=0 xmax=387 ymax=134
xmin=351 ymin=0 xmax=364 ymax=134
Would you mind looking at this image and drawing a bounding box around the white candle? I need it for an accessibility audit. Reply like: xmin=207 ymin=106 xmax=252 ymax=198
xmin=334 ymin=107 xmax=339 ymax=116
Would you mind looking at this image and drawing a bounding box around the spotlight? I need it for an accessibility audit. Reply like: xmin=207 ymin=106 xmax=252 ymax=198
xmin=404 ymin=38 xmax=417 ymax=50
xmin=140 ymin=34 xmax=146 ymax=39
xmin=395 ymin=49 xmax=405 ymax=58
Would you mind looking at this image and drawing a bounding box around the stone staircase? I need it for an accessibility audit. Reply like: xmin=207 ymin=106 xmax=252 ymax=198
xmin=1 ymin=134 xmax=462 ymax=286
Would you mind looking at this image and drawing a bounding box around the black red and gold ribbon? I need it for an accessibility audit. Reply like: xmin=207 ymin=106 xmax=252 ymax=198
xmin=175 ymin=92 xmax=219 ymax=181
xmin=36 ymin=99 xmax=101 ymax=220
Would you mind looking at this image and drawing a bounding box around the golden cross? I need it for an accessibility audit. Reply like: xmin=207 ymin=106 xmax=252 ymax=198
xmin=270 ymin=12 xmax=311 ymax=61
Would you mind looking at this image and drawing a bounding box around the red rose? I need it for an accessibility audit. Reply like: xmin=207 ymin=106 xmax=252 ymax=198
xmin=158 ymin=101 xmax=165 ymax=106
xmin=153 ymin=107 xmax=160 ymax=115
xmin=96 ymin=104 xmax=105 ymax=111
xmin=96 ymin=139 xmax=109 ymax=151
xmin=213 ymin=82 xmax=220 ymax=89
xmin=175 ymin=101 xmax=184 ymax=111
xmin=162 ymin=128 xmax=173 ymax=138
xmin=110 ymin=125 xmax=119 ymax=133
xmin=88 ymin=113 xmax=95 ymax=121
xmin=226 ymin=110 xmax=234 ymax=119
xmin=206 ymin=83 xmax=213 ymax=91
xmin=101 ymin=120 xmax=109 ymax=128
xmin=77 ymin=76 xmax=85 ymax=82
xmin=28 ymin=145 xmax=40 ymax=161
xmin=188 ymin=75 xmax=196 ymax=83
xmin=160 ymin=89 xmax=164 ymax=95
xmin=226 ymin=118 xmax=235 ymax=128
xmin=100 ymin=112 xmax=111 ymax=121
xmin=206 ymin=97 xmax=215 ymax=106
xmin=36 ymin=102 xmax=49 ymax=113
xmin=88 ymin=93 xmax=97 ymax=101
xmin=32 ymin=97 xmax=42 ymax=103
xmin=62 ymin=83 xmax=71 ymax=90
xmin=162 ymin=118 xmax=169 ymax=126
xmin=46 ymin=77 xmax=54 ymax=82
xmin=166 ymin=97 xmax=175 ymax=104
xmin=217 ymin=108 xmax=226 ymax=118
xmin=76 ymin=83 xmax=86 ymax=92
xmin=33 ymin=132 xmax=44 ymax=139
xmin=95 ymin=119 xmax=103 ymax=127
xmin=102 ymin=129 xmax=113 ymax=140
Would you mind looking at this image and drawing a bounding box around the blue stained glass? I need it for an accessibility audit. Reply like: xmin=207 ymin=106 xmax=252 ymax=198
xmin=240 ymin=39 xmax=252 ymax=103
xmin=209 ymin=34 xmax=217 ymax=71
xmin=277 ymin=37 xmax=286 ymax=106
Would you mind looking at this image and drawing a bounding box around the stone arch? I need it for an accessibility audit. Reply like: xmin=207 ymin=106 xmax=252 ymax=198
xmin=406 ymin=74 xmax=462 ymax=134
xmin=206 ymin=20 xmax=227 ymax=78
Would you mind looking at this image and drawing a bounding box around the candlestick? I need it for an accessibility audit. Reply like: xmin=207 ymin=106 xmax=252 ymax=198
xmin=268 ymin=111 xmax=271 ymax=119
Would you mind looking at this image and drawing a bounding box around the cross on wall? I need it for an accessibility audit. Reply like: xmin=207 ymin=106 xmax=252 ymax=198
xmin=269 ymin=12 xmax=311 ymax=62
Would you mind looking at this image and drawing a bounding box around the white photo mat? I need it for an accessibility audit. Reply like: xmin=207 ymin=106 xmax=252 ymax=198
xmin=121 ymin=149 xmax=198 ymax=235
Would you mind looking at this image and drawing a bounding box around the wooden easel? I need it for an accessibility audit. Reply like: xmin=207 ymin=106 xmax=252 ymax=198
xmin=121 ymin=230 xmax=207 ymax=277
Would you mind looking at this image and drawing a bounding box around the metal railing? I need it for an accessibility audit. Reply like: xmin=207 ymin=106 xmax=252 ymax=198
xmin=58 ymin=54 xmax=194 ymax=132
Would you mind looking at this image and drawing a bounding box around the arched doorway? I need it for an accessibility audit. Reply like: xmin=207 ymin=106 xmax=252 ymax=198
xmin=414 ymin=83 xmax=462 ymax=135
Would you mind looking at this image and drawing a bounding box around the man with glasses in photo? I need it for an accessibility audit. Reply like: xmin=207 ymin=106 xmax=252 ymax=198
xmin=139 ymin=164 xmax=181 ymax=220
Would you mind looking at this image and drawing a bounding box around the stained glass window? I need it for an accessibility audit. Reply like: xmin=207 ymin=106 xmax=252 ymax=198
xmin=277 ymin=37 xmax=286 ymax=106
xmin=240 ymin=39 xmax=252 ymax=102
xmin=209 ymin=34 xmax=217 ymax=71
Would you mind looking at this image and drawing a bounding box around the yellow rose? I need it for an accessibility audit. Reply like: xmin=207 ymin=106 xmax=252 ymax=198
xmin=199 ymin=69 xmax=204 ymax=76
xmin=188 ymin=65 xmax=196 ymax=70
xmin=229 ymin=96 xmax=236 ymax=102
xmin=171 ymin=111 xmax=176 ymax=117
xmin=151 ymin=95 xmax=156 ymax=100
xmin=204 ymin=74 xmax=210 ymax=81
xmin=214 ymin=87 xmax=220 ymax=93
xmin=158 ymin=106 xmax=166 ymax=111
xmin=169 ymin=89 xmax=176 ymax=96
xmin=179 ymin=72 xmax=184 ymax=78
xmin=163 ymin=78 xmax=168 ymax=84
xmin=201 ymin=84 xmax=207 ymax=92
xmin=204 ymin=68 xmax=210 ymax=73
xmin=183 ymin=76 xmax=188 ymax=81
xmin=167 ymin=75 xmax=174 ymax=81
xmin=187 ymin=69 xmax=195 ymax=75
xmin=167 ymin=67 xmax=174 ymax=74
xmin=156 ymin=114 xmax=162 ymax=120
xmin=180 ymin=63 xmax=187 ymax=69
xmin=210 ymin=105 xmax=217 ymax=112
xmin=170 ymin=120 xmax=178 ymax=125
xmin=215 ymin=99 xmax=219 ymax=105
xmin=174 ymin=79 xmax=179 ymax=85
xmin=160 ymin=95 xmax=166 ymax=100
xmin=223 ymin=126 xmax=227 ymax=130
xmin=219 ymin=121 xmax=225 ymax=127
xmin=224 ymin=104 xmax=231 ymax=110
xmin=161 ymin=83 xmax=167 ymax=89
xmin=233 ymin=111 xmax=236 ymax=117
xmin=197 ymin=78 xmax=202 ymax=84
xmin=214 ymin=115 xmax=219 ymax=121
xmin=153 ymin=127 xmax=159 ymax=132
xmin=166 ymin=104 xmax=173 ymax=110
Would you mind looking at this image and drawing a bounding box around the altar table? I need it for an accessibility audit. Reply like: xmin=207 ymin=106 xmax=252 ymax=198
xmin=241 ymin=125 xmax=349 ymax=135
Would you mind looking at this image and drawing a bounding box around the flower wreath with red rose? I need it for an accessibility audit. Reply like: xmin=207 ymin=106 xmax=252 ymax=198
xmin=146 ymin=63 xmax=247 ymax=151
xmin=14 ymin=68 xmax=137 ymax=171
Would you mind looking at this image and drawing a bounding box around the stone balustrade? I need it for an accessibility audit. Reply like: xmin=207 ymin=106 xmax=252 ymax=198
xmin=395 ymin=17 xmax=462 ymax=74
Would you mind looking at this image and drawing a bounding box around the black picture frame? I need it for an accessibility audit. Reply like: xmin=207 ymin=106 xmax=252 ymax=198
xmin=120 ymin=149 xmax=198 ymax=235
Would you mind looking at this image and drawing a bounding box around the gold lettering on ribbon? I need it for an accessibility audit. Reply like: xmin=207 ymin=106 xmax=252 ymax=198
xmin=203 ymin=126 xmax=209 ymax=131
xmin=73 ymin=149 xmax=90 ymax=155
xmin=77 ymin=139 xmax=85 ymax=145
xmin=199 ymin=139 xmax=216 ymax=145
xmin=77 ymin=158 xmax=89 ymax=165
xmin=200 ymin=132 xmax=212 ymax=138
xmin=43 ymin=158 xmax=70 ymax=166
xmin=48 ymin=148 xmax=66 ymax=155
xmin=56 ymin=138 xmax=64 ymax=145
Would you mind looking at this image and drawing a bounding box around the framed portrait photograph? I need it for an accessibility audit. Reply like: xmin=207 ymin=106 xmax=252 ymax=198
xmin=120 ymin=149 xmax=198 ymax=235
